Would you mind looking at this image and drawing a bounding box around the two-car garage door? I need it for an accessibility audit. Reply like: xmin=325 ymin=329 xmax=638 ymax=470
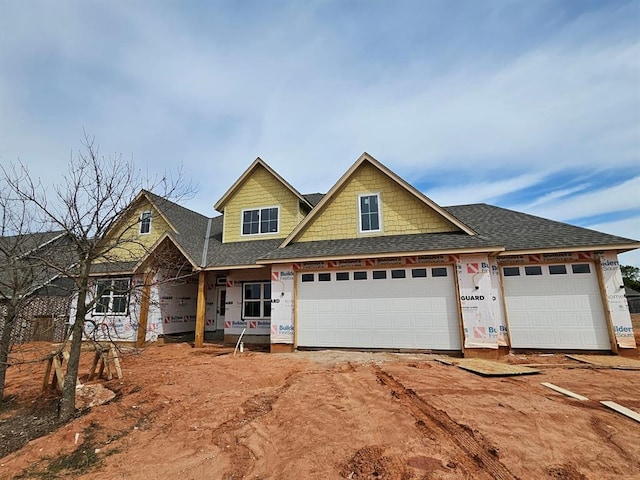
xmin=296 ymin=266 xmax=461 ymax=350
xmin=503 ymin=263 xmax=610 ymax=350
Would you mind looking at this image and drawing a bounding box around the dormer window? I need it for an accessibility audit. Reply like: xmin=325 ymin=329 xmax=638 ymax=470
xmin=242 ymin=207 xmax=279 ymax=235
xmin=139 ymin=211 xmax=152 ymax=234
xmin=359 ymin=194 xmax=381 ymax=232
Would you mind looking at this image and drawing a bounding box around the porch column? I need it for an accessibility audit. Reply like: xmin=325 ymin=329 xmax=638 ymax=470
xmin=195 ymin=270 xmax=206 ymax=348
xmin=136 ymin=271 xmax=154 ymax=348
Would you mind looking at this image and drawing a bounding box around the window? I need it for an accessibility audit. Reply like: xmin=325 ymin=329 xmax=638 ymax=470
xmin=525 ymin=266 xmax=543 ymax=276
xmin=94 ymin=278 xmax=130 ymax=315
xmin=549 ymin=265 xmax=567 ymax=275
xmin=391 ymin=269 xmax=406 ymax=279
xmin=412 ymin=268 xmax=427 ymax=278
xmin=353 ymin=271 xmax=367 ymax=280
xmin=242 ymin=207 xmax=279 ymax=235
xmin=243 ymin=282 xmax=271 ymax=319
xmin=373 ymin=270 xmax=387 ymax=279
xmin=139 ymin=211 xmax=152 ymax=234
xmin=572 ymin=264 xmax=591 ymax=274
xmin=301 ymin=274 xmax=314 ymax=282
xmin=336 ymin=272 xmax=349 ymax=281
xmin=359 ymin=194 xmax=380 ymax=232
xmin=319 ymin=273 xmax=332 ymax=282
xmin=432 ymin=267 xmax=448 ymax=277
xmin=503 ymin=267 xmax=520 ymax=277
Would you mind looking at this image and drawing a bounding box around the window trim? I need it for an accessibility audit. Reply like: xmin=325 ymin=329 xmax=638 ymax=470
xmin=93 ymin=277 xmax=131 ymax=316
xmin=358 ymin=193 xmax=382 ymax=233
xmin=242 ymin=281 xmax=271 ymax=320
xmin=139 ymin=211 xmax=152 ymax=235
xmin=240 ymin=206 xmax=280 ymax=236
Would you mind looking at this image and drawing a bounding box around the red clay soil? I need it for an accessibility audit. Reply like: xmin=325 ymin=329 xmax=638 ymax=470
xmin=1 ymin=325 xmax=639 ymax=480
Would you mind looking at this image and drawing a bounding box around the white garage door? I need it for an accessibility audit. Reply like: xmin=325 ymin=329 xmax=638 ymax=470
xmin=503 ymin=263 xmax=610 ymax=350
xmin=296 ymin=266 xmax=461 ymax=350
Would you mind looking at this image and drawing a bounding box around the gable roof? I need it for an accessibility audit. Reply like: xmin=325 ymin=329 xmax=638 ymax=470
xmin=213 ymin=157 xmax=312 ymax=212
xmin=280 ymin=152 xmax=476 ymax=247
xmin=444 ymin=204 xmax=640 ymax=254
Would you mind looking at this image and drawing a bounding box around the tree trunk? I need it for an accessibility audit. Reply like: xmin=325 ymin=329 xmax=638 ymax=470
xmin=58 ymin=260 xmax=90 ymax=422
xmin=0 ymin=304 xmax=16 ymax=401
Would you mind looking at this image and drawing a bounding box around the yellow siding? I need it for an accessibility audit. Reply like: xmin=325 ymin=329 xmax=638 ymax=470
xmin=298 ymin=163 xmax=458 ymax=242
xmin=97 ymin=199 xmax=172 ymax=262
xmin=223 ymin=165 xmax=302 ymax=243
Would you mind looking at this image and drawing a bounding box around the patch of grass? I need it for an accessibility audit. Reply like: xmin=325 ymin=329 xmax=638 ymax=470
xmin=15 ymin=423 xmax=103 ymax=479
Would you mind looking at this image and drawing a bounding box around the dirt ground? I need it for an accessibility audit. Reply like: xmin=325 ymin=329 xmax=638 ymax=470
xmin=1 ymin=317 xmax=639 ymax=480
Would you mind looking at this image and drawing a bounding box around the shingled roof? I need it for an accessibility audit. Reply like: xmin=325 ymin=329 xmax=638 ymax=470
xmin=444 ymin=204 xmax=639 ymax=253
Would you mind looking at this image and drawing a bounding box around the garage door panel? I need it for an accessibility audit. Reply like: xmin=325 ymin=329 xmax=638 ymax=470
xmin=504 ymin=263 xmax=610 ymax=350
xmin=297 ymin=267 xmax=460 ymax=350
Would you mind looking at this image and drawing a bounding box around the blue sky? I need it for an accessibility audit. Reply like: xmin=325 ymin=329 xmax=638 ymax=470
xmin=1 ymin=1 xmax=639 ymax=266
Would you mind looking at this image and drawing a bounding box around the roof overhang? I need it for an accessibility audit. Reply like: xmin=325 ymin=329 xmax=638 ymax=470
xmin=257 ymin=246 xmax=505 ymax=265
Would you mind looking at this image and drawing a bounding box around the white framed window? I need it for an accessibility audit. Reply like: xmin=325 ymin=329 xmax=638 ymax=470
xmin=241 ymin=207 xmax=279 ymax=235
xmin=242 ymin=282 xmax=271 ymax=319
xmin=94 ymin=278 xmax=131 ymax=315
xmin=358 ymin=194 xmax=381 ymax=232
xmin=139 ymin=211 xmax=152 ymax=234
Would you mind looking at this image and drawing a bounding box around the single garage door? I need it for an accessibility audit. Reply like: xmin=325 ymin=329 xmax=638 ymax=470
xmin=503 ymin=263 xmax=610 ymax=349
xmin=296 ymin=266 xmax=461 ymax=350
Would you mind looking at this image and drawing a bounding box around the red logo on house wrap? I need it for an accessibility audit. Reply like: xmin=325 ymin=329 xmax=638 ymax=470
xmin=448 ymin=255 xmax=460 ymax=263
xmin=183 ymin=316 xmax=189 ymax=322
xmin=292 ymin=263 xmax=301 ymax=271
xmin=577 ymin=252 xmax=591 ymax=260
xmin=527 ymin=254 xmax=541 ymax=262
xmin=206 ymin=319 xmax=212 ymax=326
xmin=406 ymin=257 xmax=417 ymax=264
xmin=328 ymin=260 xmax=338 ymax=268
xmin=365 ymin=259 xmax=375 ymax=266
xmin=224 ymin=320 xmax=231 ymax=329
xmin=271 ymin=325 xmax=278 ymax=335
xmin=163 ymin=316 xmax=170 ymax=324
xmin=271 ymin=272 xmax=279 ymax=281
xmin=249 ymin=321 xmax=257 ymax=329
xmin=467 ymin=263 xmax=479 ymax=274
xmin=473 ymin=326 xmax=486 ymax=338
xmin=226 ymin=280 xmax=234 ymax=287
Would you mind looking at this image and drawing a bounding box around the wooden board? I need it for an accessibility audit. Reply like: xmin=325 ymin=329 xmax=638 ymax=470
xmin=600 ymin=401 xmax=640 ymax=423
xmin=434 ymin=357 xmax=456 ymax=366
xmin=566 ymin=355 xmax=640 ymax=369
xmin=455 ymin=358 xmax=540 ymax=377
xmin=541 ymin=382 xmax=589 ymax=401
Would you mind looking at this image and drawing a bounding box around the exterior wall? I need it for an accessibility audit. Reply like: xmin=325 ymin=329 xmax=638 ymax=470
xmin=224 ymin=268 xmax=271 ymax=339
xmin=222 ymin=166 xmax=303 ymax=243
xmin=298 ymin=163 xmax=458 ymax=242
xmin=595 ymin=252 xmax=637 ymax=348
xmin=97 ymin=198 xmax=172 ymax=262
xmin=270 ymin=265 xmax=295 ymax=344
xmin=489 ymin=258 xmax=509 ymax=346
xmin=0 ymin=296 xmax=70 ymax=344
xmin=156 ymin=274 xmax=199 ymax=335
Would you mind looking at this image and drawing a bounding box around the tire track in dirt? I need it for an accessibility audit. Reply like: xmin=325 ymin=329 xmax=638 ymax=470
xmin=208 ymin=370 xmax=299 ymax=480
xmin=373 ymin=365 xmax=519 ymax=480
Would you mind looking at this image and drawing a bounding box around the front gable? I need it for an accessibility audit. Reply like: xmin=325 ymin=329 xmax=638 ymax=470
xmin=97 ymin=195 xmax=173 ymax=263
xmin=215 ymin=159 xmax=311 ymax=243
xmin=287 ymin=153 xmax=471 ymax=244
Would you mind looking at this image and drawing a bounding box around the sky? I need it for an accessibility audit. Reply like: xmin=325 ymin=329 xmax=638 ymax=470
xmin=0 ymin=1 xmax=639 ymax=266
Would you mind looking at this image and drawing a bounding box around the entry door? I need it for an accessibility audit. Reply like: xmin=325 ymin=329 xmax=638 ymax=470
xmin=216 ymin=288 xmax=226 ymax=330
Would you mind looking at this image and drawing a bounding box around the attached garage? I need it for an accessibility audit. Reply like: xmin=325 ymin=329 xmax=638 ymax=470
xmin=502 ymin=263 xmax=611 ymax=350
xmin=296 ymin=266 xmax=461 ymax=350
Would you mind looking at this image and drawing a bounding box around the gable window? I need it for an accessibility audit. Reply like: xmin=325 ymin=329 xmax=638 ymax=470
xmin=94 ymin=278 xmax=130 ymax=315
xmin=243 ymin=282 xmax=271 ymax=319
xmin=359 ymin=194 xmax=380 ymax=232
xmin=139 ymin=211 xmax=152 ymax=234
xmin=242 ymin=207 xmax=279 ymax=235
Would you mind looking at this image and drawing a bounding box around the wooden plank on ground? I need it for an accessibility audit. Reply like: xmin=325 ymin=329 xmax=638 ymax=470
xmin=566 ymin=354 xmax=640 ymax=369
xmin=541 ymin=382 xmax=589 ymax=401
xmin=600 ymin=401 xmax=640 ymax=423
xmin=434 ymin=357 xmax=457 ymax=366
xmin=111 ymin=347 xmax=123 ymax=379
xmin=455 ymin=358 xmax=540 ymax=376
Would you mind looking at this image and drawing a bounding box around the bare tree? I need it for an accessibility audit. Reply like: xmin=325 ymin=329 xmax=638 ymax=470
xmin=2 ymin=133 xmax=190 ymax=421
